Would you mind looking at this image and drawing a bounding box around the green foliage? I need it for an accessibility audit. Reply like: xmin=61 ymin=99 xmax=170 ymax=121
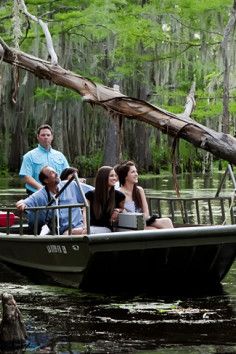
xmin=0 ymin=166 xmax=8 ymax=177
xmin=34 ymin=87 xmax=82 ymax=101
xmin=150 ymin=134 xmax=204 ymax=174
xmin=0 ymin=0 xmax=233 ymax=85
xmin=178 ymin=140 xmax=203 ymax=172
xmin=150 ymin=135 xmax=172 ymax=173
xmin=213 ymin=159 xmax=229 ymax=171
xmin=176 ymin=0 xmax=232 ymax=13
xmin=1 ymin=0 xmax=236 ymax=174
xmin=73 ymin=151 xmax=103 ymax=177
xmin=0 ymin=150 xmax=8 ymax=177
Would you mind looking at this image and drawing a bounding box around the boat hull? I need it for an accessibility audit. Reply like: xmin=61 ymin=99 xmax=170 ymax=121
xmin=0 ymin=235 xmax=91 ymax=287
xmin=0 ymin=224 xmax=236 ymax=292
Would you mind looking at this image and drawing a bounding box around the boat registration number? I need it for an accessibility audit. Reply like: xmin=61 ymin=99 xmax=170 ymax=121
xmin=47 ymin=245 xmax=67 ymax=254
xmin=46 ymin=244 xmax=80 ymax=254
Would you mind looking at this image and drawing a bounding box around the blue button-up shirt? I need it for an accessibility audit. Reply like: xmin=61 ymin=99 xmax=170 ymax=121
xmin=19 ymin=145 xmax=69 ymax=192
xmin=24 ymin=181 xmax=93 ymax=234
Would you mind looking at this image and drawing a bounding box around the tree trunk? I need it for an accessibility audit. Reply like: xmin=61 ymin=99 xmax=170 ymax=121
xmin=103 ymin=115 xmax=123 ymax=166
xmin=221 ymin=0 xmax=236 ymax=134
xmin=0 ymin=293 xmax=27 ymax=350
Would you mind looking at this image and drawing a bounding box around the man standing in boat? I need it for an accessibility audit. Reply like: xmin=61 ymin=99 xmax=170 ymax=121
xmin=16 ymin=166 xmax=93 ymax=235
xmin=19 ymin=124 xmax=69 ymax=195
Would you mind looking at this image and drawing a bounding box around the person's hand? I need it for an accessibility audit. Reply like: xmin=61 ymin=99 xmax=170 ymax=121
xmin=79 ymin=178 xmax=86 ymax=183
xmin=63 ymin=227 xmax=87 ymax=235
xmin=111 ymin=208 xmax=120 ymax=222
xmin=16 ymin=200 xmax=27 ymax=212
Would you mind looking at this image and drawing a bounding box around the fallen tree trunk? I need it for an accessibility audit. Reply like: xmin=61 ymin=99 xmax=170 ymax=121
xmin=1 ymin=39 xmax=236 ymax=164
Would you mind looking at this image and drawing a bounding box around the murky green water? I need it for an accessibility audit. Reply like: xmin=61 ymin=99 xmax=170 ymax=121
xmin=1 ymin=274 xmax=236 ymax=353
xmin=1 ymin=172 xmax=236 ymax=353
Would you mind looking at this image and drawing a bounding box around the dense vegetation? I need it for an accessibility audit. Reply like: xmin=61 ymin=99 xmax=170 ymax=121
xmin=0 ymin=0 xmax=236 ymax=176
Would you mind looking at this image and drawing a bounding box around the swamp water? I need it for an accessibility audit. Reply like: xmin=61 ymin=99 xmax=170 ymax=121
xmin=1 ymin=172 xmax=236 ymax=353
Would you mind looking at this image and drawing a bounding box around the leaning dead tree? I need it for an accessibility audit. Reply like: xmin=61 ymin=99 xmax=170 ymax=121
xmin=1 ymin=39 xmax=236 ymax=164
xmin=1 ymin=0 xmax=236 ymax=164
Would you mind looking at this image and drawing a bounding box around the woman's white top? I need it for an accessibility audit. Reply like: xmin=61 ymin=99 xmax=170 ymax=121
xmin=124 ymin=200 xmax=142 ymax=213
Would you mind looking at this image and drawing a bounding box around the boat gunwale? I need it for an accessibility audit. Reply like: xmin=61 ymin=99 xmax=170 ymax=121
xmin=1 ymin=224 xmax=236 ymax=250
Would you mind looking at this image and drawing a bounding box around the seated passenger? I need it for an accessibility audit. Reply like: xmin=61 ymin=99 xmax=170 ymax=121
xmin=115 ymin=161 xmax=174 ymax=229
xmin=16 ymin=166 xmax=93 ymax=235
xmin=85 ymin=166 xmax=125 ymax=234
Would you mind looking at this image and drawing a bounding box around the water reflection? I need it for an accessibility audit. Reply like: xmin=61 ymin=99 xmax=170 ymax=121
xmin=140 ymin=172 xmax=235 ymax=198
xmin=0 ymin=171 xmax=234 ymax=204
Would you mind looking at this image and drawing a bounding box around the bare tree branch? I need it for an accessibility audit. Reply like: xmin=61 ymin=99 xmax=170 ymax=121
xmin=18 ymin=0 xmax=58 ymax=65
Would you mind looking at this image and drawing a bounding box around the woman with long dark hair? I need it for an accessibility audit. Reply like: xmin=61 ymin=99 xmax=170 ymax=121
xmin=115 ymin=161 xmax=174 ymax=229
xmin=85 ymin=166 xmax=125 ymax=233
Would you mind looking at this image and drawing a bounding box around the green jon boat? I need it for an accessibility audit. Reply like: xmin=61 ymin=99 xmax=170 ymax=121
xmin=0 ymin=192 xmax=236 ymax=293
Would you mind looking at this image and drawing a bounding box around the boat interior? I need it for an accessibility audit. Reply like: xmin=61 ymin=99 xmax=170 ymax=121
xmin=0 ymin=193 xmax=235 ymax=236
xmin=0 ymin=165 xmax=236 ymax=236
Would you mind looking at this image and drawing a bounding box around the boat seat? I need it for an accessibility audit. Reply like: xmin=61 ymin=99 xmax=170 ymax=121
xmin=0 ymin=224 xmax=30 ymax=235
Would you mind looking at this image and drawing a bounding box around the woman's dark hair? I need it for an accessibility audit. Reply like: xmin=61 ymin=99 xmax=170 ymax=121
xmin=60 ymin=167 xmax=78 ymax=181
xmin=93 ymin=166 xmax=115 ymax=219
xmin=115 ymin=161 xmax=142 ymax=211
